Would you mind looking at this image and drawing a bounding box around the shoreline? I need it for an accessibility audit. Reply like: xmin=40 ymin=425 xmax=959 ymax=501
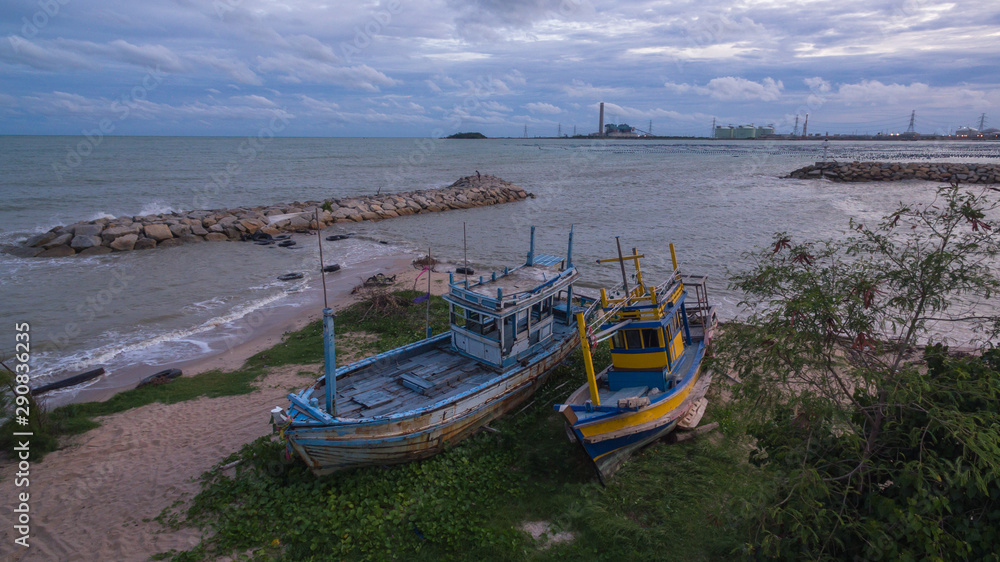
xmin=40 ymin=253 xmax=420 ymax=407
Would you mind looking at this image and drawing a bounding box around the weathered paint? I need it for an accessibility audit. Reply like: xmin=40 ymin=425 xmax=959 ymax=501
xmin=285 ymin=328 xmax=579 ymax=473
xmin=555 ymin=245 xmax=716 ymax=482
xmin=281 ymin=227 xmax=586 ymax=475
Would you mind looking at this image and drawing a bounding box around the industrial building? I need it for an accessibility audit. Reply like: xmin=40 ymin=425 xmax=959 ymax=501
xmin=604 ymin=123 xmax=638 ymax=137
xmin=714 ymin=124 xmax=775 ymax=139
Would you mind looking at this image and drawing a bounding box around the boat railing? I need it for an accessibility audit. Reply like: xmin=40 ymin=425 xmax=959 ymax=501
xmin=680 ymin=274 xmax=712 ymax=327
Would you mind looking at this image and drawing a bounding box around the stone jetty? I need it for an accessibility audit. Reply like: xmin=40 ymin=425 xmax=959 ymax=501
xmin=14 ymin=175 xmax=532 ymax=258
xmin=787 ymin=162 xmax=1000 ymax=183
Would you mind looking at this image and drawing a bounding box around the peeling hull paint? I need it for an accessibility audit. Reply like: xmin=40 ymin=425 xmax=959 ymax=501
xmin=285 ymin=322 xmax=579 ymax=474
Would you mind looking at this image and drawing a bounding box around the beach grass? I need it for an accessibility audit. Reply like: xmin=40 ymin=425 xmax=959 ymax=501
xmin=158 ymin=292 xmax=768 ymax=561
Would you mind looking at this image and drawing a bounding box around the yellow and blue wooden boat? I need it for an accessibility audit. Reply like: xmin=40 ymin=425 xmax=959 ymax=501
xmin=555 ymin=241 xmax=716 ymax=482
xmin=273 ymin=227 xmax=589 ymax=475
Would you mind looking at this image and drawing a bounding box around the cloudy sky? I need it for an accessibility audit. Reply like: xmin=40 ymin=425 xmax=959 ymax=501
xmin=1 ymin=0 xmax=997 ymax=137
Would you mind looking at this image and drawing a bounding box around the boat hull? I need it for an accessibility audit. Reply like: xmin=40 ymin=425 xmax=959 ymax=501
xmin=285 ymin=330 xmax=579 ymax=475
xmin=583 ymin=416 xmax=683 ymax=484
xmin=561 ymin=362 xmax=711 ymax=482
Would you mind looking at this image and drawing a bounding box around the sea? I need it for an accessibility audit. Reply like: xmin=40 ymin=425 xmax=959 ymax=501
xmin=3 ymin=136 xmax=1000 ymax=404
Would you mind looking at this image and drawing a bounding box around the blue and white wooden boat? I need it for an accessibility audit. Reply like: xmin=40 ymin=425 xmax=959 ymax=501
xmin=274 ymin=227 xmax=588 ymax=475
xmin=555 ymin=241 xmax=717 ymax=482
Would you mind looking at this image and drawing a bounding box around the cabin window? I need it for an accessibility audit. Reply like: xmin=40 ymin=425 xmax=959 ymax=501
xmin=480 ymin=316 xmax=499 ymax=340
xmin=516 ymin=310 xmax=528 ymax=334
xmin=642 ymin=329 xmax=660 ymax=349
xmin=503 ymin=315 xmax=515 ymax=351
xmin=611 ymin=332 xmax=625 ymax=349
xmin=624 ymin=329 xmax=642 ymax=350
xmin=466 ymin=310 xmax=482 ymax=333
xmin=451 ymin=305 xmax=467 ymax=328
xmin=530 ymin=300 xmax=553 ymax=322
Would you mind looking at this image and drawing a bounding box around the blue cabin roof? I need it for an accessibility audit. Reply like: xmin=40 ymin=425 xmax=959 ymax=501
xmin=445 ymin=253 xmax=575 ymax=315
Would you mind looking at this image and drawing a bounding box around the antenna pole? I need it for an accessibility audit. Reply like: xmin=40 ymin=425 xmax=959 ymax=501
xmin=463 ymin=222 xmax=469 ymax=288
xmin=426 ymin=247 xmax=432 ymax=338
xmin=316 ymin=208 xmax=328 ymax=309
xmin=615 ymin=236 xmax=630 ymax=296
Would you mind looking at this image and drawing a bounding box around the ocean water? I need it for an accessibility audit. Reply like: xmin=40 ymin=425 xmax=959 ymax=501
xmin=2 ymin=136 xmax=999 ymax=402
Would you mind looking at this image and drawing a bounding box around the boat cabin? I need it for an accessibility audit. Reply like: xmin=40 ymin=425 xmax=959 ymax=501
xmin=603 ymin=276 xmax=691 ymax=392
xmin=592 ymin=249 xmax=711 ymax=394
xmin=444 ymin=228 xmax=579 ymax=370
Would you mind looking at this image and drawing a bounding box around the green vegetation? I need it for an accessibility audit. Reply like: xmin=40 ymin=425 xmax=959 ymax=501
xmin=161 ymin=340 xmax=767 ymax=561
xmin=715 ymin=184 xmax=1000 ymax=559
xmin=445 ymin=132 xmax=487 ymax=139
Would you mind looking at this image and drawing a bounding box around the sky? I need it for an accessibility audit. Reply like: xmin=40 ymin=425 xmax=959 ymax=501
xmin=1 ymin=0 xmax=998 ymax=137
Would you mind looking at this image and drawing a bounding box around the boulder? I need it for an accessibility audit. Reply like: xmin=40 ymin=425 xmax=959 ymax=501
xmin=238 ymin=219 xmax=261 ymax=234
xmin=73 ymin=224 xmax=104 ymax=237
xmin=133 ymin=237 xmax=157 ymax=250
xmin=288 ymin=214 xmax=312 ymax=229
xmin=78 ymin=246 xmax=113 ymax=256
xmin=144 ymin=224 xmax=174 ymax=241
xmin=43 ymin=233 xmax=74 ymax=249
xmin=25 ymin=232 xmax=58 ymax=248
xmin=190 ymin=223 xmax=208 ymax=236
xmin=180 ymin=234 xmax=204 ymax=244
xmin=109 ymin=234 xmax=138 ymax=252
xmin=70 ymin=235 xmax=101 ymax=249
xmin=169 ymin=223 xmax=192 ymax=237
xmin=158 ymin=238 xmax=184 ymax=249
xmin=9 ymin=246 xmax=44 ymax=258
xmin=205 ymin=232 xmax=229 ymax=242
xmin=208 ymin=224 xmax=224 ymax=233
xmin=38 ymin=245 xmax=76 ymax=257
xmin=101 ymin=224 xmax=141 ymax=243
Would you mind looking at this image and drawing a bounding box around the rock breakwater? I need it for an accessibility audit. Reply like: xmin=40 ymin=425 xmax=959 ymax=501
xmin=14 ymin=175 xmax=532 ymax=258
xmin=787 ymin=162 xmax=1000 ymax=183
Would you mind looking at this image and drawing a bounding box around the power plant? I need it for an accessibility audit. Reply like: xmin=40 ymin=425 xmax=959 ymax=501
xmin=591 ymin=102 xmax=639 ymax=137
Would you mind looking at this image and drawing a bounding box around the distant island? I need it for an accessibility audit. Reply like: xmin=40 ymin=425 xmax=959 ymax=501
xmin=446 ymin=132 xmax=487 ymax=139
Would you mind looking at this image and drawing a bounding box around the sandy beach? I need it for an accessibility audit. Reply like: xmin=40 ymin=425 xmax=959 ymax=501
xmin=0 ymin=255 xmax=454 ymax=561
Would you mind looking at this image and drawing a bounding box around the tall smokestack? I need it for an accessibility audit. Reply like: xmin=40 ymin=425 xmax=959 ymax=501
xmin=802 ymin=113 xmax=809 ymax=137
xmin=599 ymin=102 xmax=605 ymax=136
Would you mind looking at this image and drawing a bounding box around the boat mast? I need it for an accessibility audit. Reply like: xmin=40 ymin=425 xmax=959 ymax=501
xmin=615 ymin=236 xmax=629 ymax=296
xmin=527 ymin=225 xmax=536 ymax=266
xmin=317 ymin=208 xmax=337 ymax=416
xmin=576 ymin=312 xmax=601 ymax=405
xmin=426 ymin=246 xmax=432 ymax=338
xmin=565 ymin=225 xmax=574 ymax=325
xmin=323 ymin=309 xmax=337 ymax=415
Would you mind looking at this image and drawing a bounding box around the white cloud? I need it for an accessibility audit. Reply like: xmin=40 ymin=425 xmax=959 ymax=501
xmin=563 ymin=79 xmax=630 ymax=98
xmin=481 ymin=101 xmax=511 ymax=112
xmin=804 ymin=77 xmax=831 ymax=93
xmin=664 ymin=76 xmax=783 ymax=102
xmin=230 ymin=95 xmax=276 ymax=107
xmin=186 ymin=53 xmax=261 ymax=85
xmin=256 ymin=54 xmax=397 ymax=91
xmin=836 ymin=80 xmax=929 ymax=105
xmin=524 ymin=102 xmax=562 ymax=114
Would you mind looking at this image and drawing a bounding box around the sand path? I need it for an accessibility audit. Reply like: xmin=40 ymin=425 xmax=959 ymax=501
xmin=0 ymin=365 xmax=316 ymax=561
